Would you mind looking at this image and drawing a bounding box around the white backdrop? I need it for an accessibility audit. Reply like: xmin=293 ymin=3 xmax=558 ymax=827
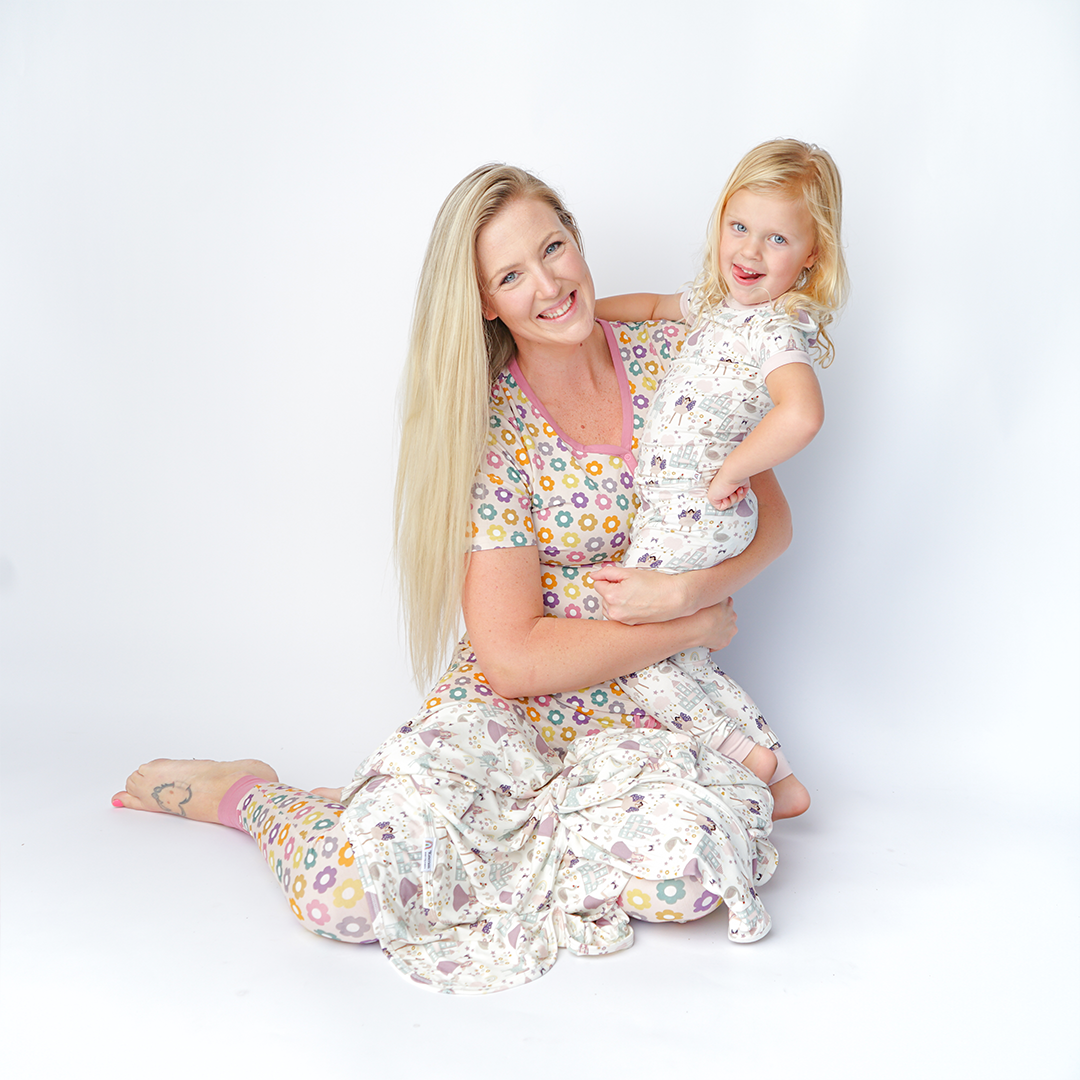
xmin=2 ymin=2 xmax=1078 ymax=1076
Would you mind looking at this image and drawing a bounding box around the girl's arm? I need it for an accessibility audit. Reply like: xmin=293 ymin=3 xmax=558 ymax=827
xmin=592 ymin=468 xmax=791 ymax=623
xmin=594 ymin=293 xmax=683 ymax=322
xmin=462 ymin=545 xmax=740 ymax=700
xmin=708 ymin=365 xmax=824 ymax=509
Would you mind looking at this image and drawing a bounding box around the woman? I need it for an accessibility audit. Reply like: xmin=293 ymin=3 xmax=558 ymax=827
xmin=114 ymin=165 xmax=804 ymax=993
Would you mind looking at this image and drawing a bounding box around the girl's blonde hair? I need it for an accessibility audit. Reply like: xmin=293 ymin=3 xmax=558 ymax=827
xmin=696 ymin=139 xmax=849 ymax=364
xmin=396 ymin=164 xmax=582 ymax=687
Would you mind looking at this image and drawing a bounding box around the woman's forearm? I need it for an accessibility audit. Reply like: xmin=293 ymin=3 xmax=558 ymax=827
xmin=482 ymin=603 xmax=734 ymax=699
xmin=462 ymin=546 xmax=737 ymax=700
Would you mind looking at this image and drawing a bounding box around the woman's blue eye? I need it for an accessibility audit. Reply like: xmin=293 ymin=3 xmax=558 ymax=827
xmin=501 ymin=271 xmax=518 ymax=285
xmin=545 ymin=241 xmax=563 ymax=255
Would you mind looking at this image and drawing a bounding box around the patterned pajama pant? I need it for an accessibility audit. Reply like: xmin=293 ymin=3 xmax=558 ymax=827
xmin=221 ymin=777 xmax=724 ymax=939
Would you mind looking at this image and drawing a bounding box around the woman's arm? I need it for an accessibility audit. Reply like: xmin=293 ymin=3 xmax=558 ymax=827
xmin=594 ymin=293 xmax=683 ymax=322
xmin=462 ymin=545 xmax=739 ymax=700
xmin=591 ymin=469 xmax=792 ymax=624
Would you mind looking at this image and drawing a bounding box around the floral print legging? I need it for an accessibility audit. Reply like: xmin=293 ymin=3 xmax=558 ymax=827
xmin=227 ymin=777 xmax=725 ymax=942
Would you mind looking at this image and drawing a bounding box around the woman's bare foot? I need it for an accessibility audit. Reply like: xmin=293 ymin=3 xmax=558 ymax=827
xmin=310 ymin=787 xmax=344 ymax=802
xmin=111 ymin=758 xmax=279 ymax=823
xmin=770 ymin=774 xmax=811 ymax=820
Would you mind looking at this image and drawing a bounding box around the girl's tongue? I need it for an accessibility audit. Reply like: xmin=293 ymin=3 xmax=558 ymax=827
xmin=733 ymin=265 xmax=762 ymax=284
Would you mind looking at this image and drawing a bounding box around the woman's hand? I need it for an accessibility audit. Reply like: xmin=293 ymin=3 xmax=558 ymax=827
xmin=590 ymin=564 xmax=695 ymax=624
xmin=692 ymin=595 xmax=739 ymax=652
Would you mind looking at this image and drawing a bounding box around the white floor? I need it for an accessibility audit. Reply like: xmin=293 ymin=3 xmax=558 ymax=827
xmin=3 ymin=710 xmax=1076 ymax=1079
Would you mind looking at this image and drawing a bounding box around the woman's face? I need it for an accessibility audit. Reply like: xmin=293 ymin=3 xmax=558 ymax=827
xmin=476 ymin=197 xmax=596 ymax=353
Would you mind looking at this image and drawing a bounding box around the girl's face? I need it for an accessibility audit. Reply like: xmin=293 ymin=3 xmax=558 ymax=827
xmin=476 ymin=197 xmax=596 ymax=354
xmin=717 ymin=188 xmax=818 ymax=306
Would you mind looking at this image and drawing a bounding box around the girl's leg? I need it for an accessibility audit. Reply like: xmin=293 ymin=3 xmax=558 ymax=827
xmin=112 ymin=759 xmax=377 ymax=943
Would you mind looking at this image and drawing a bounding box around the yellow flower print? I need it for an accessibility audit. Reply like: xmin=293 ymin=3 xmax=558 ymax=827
xmin=564 ymin=584 xmax=580 ymax=599
xmin=636 ymin=329 xmax=649 ymax=342
xmin=487 ymin=524 xmax=506 ymax=542
xmin=645 ymin=361 xmax=659 ymax=375
xmin=562 ymin=473 xmax=578 ymax=488
xmin=560 ymin=728 xmax=576 ymax=742
xmin=500 ymin=429 xmax=516 ymax=446
xmin=292 ymin=874 xmax=308 ymax=899
xmin=561 ymin=532 xmax=580 ymax=548
xmin=578 ymin=514 xmax=597 ymax=531
xmin=603 ymin=516 xmax=620 ymax=533
xmin=332 ymin=879 xmax=365 ymax=908
xmin=502 ymin=509 xmax=518 ymax=525
xmin=655 ymin=909 xmax=684 ymax=921
xmin=541 ymin=572 xmax=557 ymax=589
xmin=585 ymin=460 xmax=602 ymax=476
xmin=541 ymin=726 xmax=555 ymax=742
xmin=526 ymin=422 xmax=539 ymax=437
xmin=597 ymin=716 xmax=615 ymax=728
xmin=642 ymin=376 xmax=657 ymax=392
xmin=540 ymin=476 xmax=554 ymax=492
xmin=624 ymin=889 xmax=651 ymax=911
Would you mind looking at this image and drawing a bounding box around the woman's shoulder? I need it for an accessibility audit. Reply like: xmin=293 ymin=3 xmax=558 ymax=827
xmin=604 ymin=318 xmax=688 ymax=376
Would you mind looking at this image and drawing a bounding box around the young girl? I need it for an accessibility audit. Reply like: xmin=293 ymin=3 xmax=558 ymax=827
xmin=594 ymin=139 xmax=849 ymax=810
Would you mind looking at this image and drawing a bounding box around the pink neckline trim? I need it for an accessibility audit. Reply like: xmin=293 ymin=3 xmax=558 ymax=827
xmin=508 ymin=321 xmax=637 ymax=470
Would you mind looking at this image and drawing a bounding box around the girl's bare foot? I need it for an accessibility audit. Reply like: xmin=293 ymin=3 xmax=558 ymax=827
xmin=111 ymin=758 xmax=279 ymax=823
xmin=742 ymin=744 xmax=778 ymax=784
xmin=770 ymin=774 xmax=811 ymax=820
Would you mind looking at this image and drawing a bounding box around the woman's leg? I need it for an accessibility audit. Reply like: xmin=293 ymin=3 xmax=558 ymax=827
xmin=112 ymin=759 xmax=376 ymax=943
xmin=619 ymin=875 xmax=771 ymax=943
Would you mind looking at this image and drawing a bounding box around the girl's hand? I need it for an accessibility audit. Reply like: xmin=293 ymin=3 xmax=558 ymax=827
xmin=708 ymin=474 xmax=751 ymax=510
xmin=590 ymin=564 xmax=694 ymax=624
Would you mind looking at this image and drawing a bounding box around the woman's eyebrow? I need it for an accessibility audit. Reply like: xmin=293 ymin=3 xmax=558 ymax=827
xmin=486 ymin=232 xmax=563 ymax=287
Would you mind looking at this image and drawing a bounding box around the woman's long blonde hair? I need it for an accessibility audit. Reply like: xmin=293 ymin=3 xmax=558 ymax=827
xmin=395 ymin=164 xmax=582 ymax=688
xmin=696 ymin=139 xmax=850 ymax=364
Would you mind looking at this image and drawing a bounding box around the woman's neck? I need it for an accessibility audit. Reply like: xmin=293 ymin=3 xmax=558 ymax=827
xmin=513 ymin=321 xmax=624 ymax=448
xmin=514 ymin=320 xmax=609 ymax=396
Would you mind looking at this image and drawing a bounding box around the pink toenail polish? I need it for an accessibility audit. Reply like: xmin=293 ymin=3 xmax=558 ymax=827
xmin=112 ymin=798 xmax=125 ymax=807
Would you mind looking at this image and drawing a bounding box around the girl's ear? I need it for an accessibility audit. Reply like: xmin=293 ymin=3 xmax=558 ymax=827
xmin=804 ymin=249 xmax=818 ymax=269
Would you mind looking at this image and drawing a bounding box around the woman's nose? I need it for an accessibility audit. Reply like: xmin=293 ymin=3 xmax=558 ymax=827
xmin=535 ymin=266 xmax=560 ymax=297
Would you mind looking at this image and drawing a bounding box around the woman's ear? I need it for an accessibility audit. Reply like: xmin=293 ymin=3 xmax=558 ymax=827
xmin=481 ymin=294 xmax=496 ymax=320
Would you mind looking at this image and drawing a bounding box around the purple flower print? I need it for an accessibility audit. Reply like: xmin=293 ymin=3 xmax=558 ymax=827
xmin=571 ymin=492 xmax=588 ymax=508
xmin=542 ymin=591 xmax=560 ymax=609
xmin=313 ymin=867 xmax=338 ymax=894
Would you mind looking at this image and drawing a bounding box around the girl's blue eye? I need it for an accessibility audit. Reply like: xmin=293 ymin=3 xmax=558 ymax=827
xmin=732 ymin=222 xmax=747 ymax=233
xmin=770 ymin=234 xmax=787 ymax=245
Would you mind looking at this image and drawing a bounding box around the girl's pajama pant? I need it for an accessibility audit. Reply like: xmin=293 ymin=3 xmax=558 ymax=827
xmin=220 ymin=776 xmax=726 ymax=941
